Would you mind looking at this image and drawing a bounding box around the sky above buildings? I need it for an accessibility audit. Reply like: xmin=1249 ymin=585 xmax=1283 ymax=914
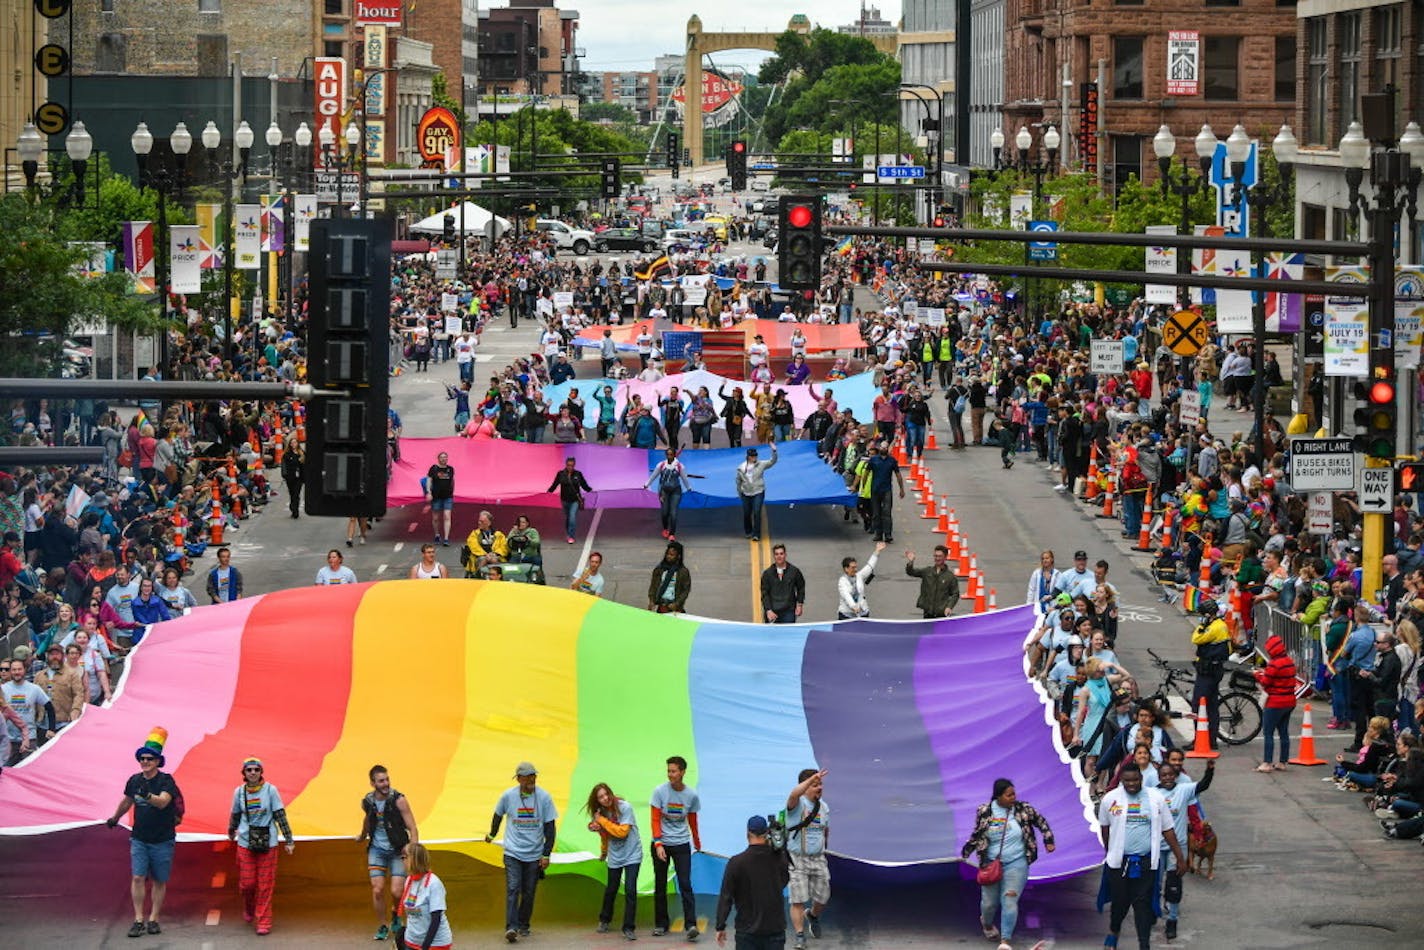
xmin=577 ymin=1 xmax=902 ymax=73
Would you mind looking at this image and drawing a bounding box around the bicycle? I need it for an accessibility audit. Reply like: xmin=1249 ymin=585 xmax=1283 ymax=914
xmin=1142 ymin=648 xmax=1263 ymax=746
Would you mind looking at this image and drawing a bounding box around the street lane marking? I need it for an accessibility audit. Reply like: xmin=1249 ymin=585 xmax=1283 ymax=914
xmin=377 ymin=564 xmax=388 ymax=575
xmin=205 ymin=910 xmax=221 ymax=926
xmin=393 ymin=542 xmax=404 ymax=552
xmin=210 ymin=871 xmax=225 ymax=888
xmin=574 ymin=507 xmax=605 ymax=576
xmin=407 ymin=522 xmax=418 ymax=533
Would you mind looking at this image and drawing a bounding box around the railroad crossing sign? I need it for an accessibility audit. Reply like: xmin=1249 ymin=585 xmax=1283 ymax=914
xmin=1161 ymin=308 xmax=1210 ymax=357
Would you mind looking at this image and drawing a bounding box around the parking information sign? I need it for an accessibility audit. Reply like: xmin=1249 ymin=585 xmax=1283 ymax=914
xmin=1308 ymin=491 xmax=1333 ymax=535
xmin=1289 ymin=437 xmax=1356 ymax=491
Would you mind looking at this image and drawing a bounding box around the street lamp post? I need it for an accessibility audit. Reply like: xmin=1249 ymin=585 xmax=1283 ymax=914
xmin=270 ymin=122 xmax=312 ymax=324
xmin=16 ymin=119 xmax=94 ymax=206
xmin=1336 ymin=87 xmax=1424 ymax=597
xmin=1152 ymin=123 xmax=1219 ymax=385
xmin=900 ymin=83 xmax=945 ymax=219
xmin=131 ymin=121 xmax=194 ymax=382
xmin=1016 ymin=125 xmax=1059 ymax=321
xmin=1225 ymin=123 xmax=1298 ymax=466
xmin=199 ymin=119 xmax=254 ymax=364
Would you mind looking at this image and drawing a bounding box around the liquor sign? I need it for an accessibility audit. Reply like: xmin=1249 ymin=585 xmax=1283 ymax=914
xmin=1079 ymin=83 xmax=1098 ymax=175
xmin=1167 ymin=31 xmax=1200 ymax=96
xmin=314 ymin=57 xmax=347 ymax=168
xmin=417 ymin=106 xmax=461 ymax=170
xmin=363 ymin=25 xmax=387 ymax=118
xmin=353 ymin=0 xmax=402 ymax=25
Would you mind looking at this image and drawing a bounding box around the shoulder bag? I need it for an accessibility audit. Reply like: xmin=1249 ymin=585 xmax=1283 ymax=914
xmin=976 ymin=810 xmax=1009 ymax=885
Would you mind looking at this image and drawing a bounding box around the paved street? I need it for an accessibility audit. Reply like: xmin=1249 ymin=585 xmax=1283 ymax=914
xmin=5 ymin=260 xmax=1421 ymax=947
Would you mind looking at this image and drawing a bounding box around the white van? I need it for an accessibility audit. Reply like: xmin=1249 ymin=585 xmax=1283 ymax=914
xmin=534 ymin=219 xmax=596 ymax=255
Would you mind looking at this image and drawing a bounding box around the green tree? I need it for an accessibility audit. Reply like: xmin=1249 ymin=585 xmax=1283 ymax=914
xmin=0 ymin=194 xmax=159 ymax=376
xmin=580 ymin=102 xmax=638 ymax=124
xmin=757 ymin=28 xmax=899 ymax=147
xmin=431 ymin=72 xmax=467 ymax=129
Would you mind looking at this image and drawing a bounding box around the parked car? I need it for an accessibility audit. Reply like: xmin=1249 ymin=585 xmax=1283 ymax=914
xmin=762 ymin=227 xmax=778 ymax=249
xmin=662 ymin=229 xmax=701 ymax=252
xmin=750 ymin=179 xmax=770 ymax=193
xmin=595 ymin=227 xmax=659 ymax=253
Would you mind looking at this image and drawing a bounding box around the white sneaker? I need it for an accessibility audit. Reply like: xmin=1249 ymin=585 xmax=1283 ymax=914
xmin=1053 ymin=484 xmax=1067 ymax=492
xmin=358 ymin=536 xmax=366 ymax=545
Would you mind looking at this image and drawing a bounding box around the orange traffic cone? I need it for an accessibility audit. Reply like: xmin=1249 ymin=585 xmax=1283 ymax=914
xmin=1084 ymin=445 xmax=1100 ymax=500
xmin=973 ymin=572 xmax=987 ymax=613
xmin=988 ymin=588 xmax=997 ymax=610
xmin=1199 ymin=556 xmax=1213 ymax=591
xmin=923 ymin=488 xmax=938 ymax=520
xmin=893 ymin=438 xmax=908 ymax=465
xmin=945 ymin=517 xmax=962 ymax=558
xmin=1289 ymin=703 xmax=1327 ymax=766
xmin=296 ymin=404 xmax=307 ymax=444
xmin=926 ymin=428 xmax=939 ymax=450
xmin=209 ymin=488 xmax=225 ymax=546
xmin=1158 ymin=505 xmax=1176 ymax=548
xmin=1185 ymin=697 xmax=1220 ymax=759
xmin=1097 ymin=471 xmax=1116 ymax=519
xmin=1133 ymin=491 xmax=1155 ymax=551
xmin=935 ymin=497 xmax=950 ymax=533
xmin=957 ymin=541 xmax=971 ymax=578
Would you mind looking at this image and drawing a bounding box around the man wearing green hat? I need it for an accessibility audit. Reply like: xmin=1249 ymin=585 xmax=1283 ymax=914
xmin=106 ymin=727 xmax=183 ymax=937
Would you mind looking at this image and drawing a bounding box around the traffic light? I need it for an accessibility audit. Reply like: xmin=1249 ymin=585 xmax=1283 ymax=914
xmin=441 ymin=213 xmax=455 ymax=242
xmin=601 ymin=158 xmax=621 ymax=199
xmin=777 ymin=195 xmax=822 ymax=291
xmin=933 ymin=204 xmax=951 ymax=228
xmin=1354 ymin=364 xmax=1398 ymax=460
xmin=666 ymin=132 xmax=680 ymax=179
xmin=304 ymin=218 xmax=393 ymax=519
xmin=728 ymin=140 xmax=747 ymax=191
xmin=1398 ymin=461 xmax=1424 ymax=493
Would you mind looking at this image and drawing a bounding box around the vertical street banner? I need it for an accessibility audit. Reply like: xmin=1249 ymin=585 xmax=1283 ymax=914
xmin=196 ymin=203 xmax=224 ymax=269
xmin=1144 ymin=224 xmax=1177 ymax=304
xmin=1008 ymin=193 xmax=1031 ymax=230
xmin=1167 ymin=32 xmax=1200 ymax=96
xmin=1079 ymin=83 xmax=1098 ymax=175
xmin=1324 ymin=266 xmax=1369 ymax=377
xmin=496 ymin=144 xmax=511 ymax=176
xmin=168 ymin=225 xmax=202 ymax=294
xmin=68 ymin=242 xmax=109 ymax=279
xmin=294 ymin=194 xmax=317 ymax=251
xmin=364 ymin=24 xmax=387 ymax=170
xmin=1189 ymin=224 xmax=1225 ymax=306
xmin=259 ymin=194 xmax=285 ymax=253
xmin=234 ymin=204 xmax=262 ymax=270
xmin=1264 ymin=252 xmax=1305 ymax=332
xmin=1395 ymin=265 xmax=1424 ymax=370
xmin=122 ymin=221 xmax=155 ymax=295
xmin=314 ymin=57 xmax=347 ymax=168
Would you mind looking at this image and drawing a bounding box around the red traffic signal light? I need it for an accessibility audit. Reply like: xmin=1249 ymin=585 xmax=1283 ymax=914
xmin=732 ymin=141 xmax=746 ymax=153
xmin=1399 ymin=462 xmax=1424 ymax=493
xmin=1370 ymin=380 xmax=1396 ymax=404
xmin=787 ymin=204 xmax=813 ymax=229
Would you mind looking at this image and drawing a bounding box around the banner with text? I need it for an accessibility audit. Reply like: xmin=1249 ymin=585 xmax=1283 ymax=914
xmin=234 ymin=204 xmax=262 ymax=270
xmin=260 ymin=194 xmax=285 ymax=253
xmin=1144 ymin=224 xmax=1177 ymax=304
xmin=122 ymin=221 xmax=155 ymax=295
xmin=294 ymin=194 xmax=316 ymax=251
xmin=1395 ymin=265 xmax=1424 ymax=370
xmin=1324 ymin=266 xmax=1369 ymax=377
xmin=168 ymin=225 xmax=202 ymax=294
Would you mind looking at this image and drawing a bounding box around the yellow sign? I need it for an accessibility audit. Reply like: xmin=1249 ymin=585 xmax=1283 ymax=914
xmin=1162 ymin=308 xmax=1209 ymax=357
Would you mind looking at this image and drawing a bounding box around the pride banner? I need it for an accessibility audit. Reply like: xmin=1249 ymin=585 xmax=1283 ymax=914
xmin=195 ymin=203 xmax=224 ymax=269
xmin=234 ymin=203 xmax=261 ymax=270
xmin=122 ymin=221 xmax=155 ymax=295
xmin=293 ymin=194 xmax=316 ymax=251
xmin=168 ymin=225 xmax=202 ymax=293
xmin=0 ymin=584 xmax=1100 ymax=886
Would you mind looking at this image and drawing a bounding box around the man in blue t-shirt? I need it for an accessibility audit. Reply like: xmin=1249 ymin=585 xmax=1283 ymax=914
xmin=487 ymin=761 xmax=558 ymax=943
xmin=649 ymin=755 xmax=702 ymax=938
xmin=864 ymin=445 xmax=905 ymax=544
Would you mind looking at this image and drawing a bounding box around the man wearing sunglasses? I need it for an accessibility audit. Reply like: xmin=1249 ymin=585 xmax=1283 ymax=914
xmin=106 ymin=728 xmax=182 ymax=938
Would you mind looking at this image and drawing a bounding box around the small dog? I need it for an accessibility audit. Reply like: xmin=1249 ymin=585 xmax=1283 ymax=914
xmin=1188 ymin=820 xmax=1218 ymax=880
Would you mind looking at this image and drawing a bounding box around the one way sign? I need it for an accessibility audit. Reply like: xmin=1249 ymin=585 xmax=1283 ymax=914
xmin=1361 ymin=467 xmax=1393 ymax=513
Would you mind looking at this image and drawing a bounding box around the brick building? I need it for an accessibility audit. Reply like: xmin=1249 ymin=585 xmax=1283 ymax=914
xmin=1002 ymin=0 xmax=1296 ymax=187
xmin=476 ymin=0 xmax=581 ymax=99
xmin=400 ymin=0 xmax=481 ymax=111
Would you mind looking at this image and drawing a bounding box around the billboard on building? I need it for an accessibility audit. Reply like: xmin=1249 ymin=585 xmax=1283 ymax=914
xmin=354 ymin=0 xmax=403 ymax=25
xmin=1167 ymin=32 xmax=1200 ymax=96
xmin=314 ymin=57 xmax=347 ymax=167
xmin=671 ymin=70 xmax=744 ymax=127
xmin=417 ymin=107 xmax=462 ymax=171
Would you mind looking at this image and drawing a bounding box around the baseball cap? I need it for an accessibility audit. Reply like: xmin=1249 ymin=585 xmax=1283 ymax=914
xmin=746 ymin=815 xmax=769 ymax=835
xmin=514 ymin=761 xmax=538 ymax=777
xmin=1073 ymin=550 xmax=1088 ymax=559
xmin=1053 ymin=593 xmax=1073 ymax=607
xmin=12 ymin=645 xmax=32 ymax=661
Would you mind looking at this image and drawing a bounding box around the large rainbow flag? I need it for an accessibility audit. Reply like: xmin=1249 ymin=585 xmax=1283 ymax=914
xmin=0 ymin=583 xmax=1101 ymax=884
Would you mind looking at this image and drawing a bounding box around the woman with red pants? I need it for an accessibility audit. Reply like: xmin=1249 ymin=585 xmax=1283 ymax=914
xmin=227 ymin=757 xmax=296 ymax=935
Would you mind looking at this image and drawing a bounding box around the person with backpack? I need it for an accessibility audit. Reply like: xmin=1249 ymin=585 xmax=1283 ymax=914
xmin=227 ymin=757 xmax=296 ymax=936
xmin=357 ymin=764 xmax=420 ymax=942
xmin=646 ymin=449 xmax=692 ymax=541
xmin=105 ymin=727 xmax=183 ymax=938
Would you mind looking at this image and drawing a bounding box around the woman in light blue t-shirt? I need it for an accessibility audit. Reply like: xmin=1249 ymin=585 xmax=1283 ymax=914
xmin=400 ymin=844 xmax=453 ymax=950
xmin=585 ymin=782 xmax=642 ymax=940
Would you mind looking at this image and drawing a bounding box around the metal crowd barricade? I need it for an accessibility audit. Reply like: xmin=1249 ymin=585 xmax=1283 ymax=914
xmin=1252 ymin=602 xmax=1316 ymax=698
xmin=1 ymin=618 xmax=31 ymax=659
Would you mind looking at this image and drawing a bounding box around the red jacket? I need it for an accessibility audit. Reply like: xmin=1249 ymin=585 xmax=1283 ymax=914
xmin=1256 ymin=634 xmax=1298 ymax=709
